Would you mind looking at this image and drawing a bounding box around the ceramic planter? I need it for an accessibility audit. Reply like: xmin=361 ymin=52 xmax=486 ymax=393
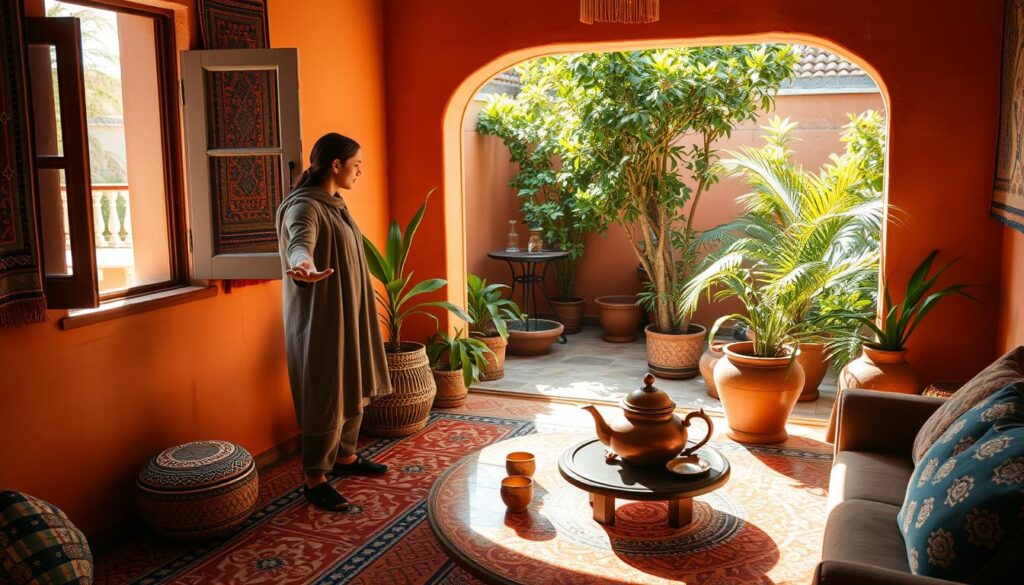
xmin=431 ymin=367 xmax=467 ymax=408
xmin=645 ymin=324 xmax=706 ymax=380
xmin=594 ymin=295 xmax=642 ymax=342
xmin=474 ymin=333 xmax=507 ymax=381
xmin=699 ymin=340 xmax=727 ymax=399
xmin=796 ymin=342 xmax=828 ymax=402
xmin=551 ymin=297 xmax=585 ymax=334
xmin=507 ymin=319 xmax=565 ymax=356
xmin=713 ymin=341 xmax=804 ymax=444
xmin=364 ymin=342 xmax=436 ymax=437
xmin=838 ymin=346 xmax=920 ymax=394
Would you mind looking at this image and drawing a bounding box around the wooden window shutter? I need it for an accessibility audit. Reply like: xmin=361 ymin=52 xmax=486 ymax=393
xmin=180 ymin=49 xmax=300 ymax=280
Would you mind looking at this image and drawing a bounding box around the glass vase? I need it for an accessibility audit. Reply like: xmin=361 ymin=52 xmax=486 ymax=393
xmin=505 ymin=220 xmax=520 ymax=252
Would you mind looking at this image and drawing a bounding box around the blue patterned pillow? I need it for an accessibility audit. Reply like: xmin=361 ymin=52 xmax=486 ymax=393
xmin=897 ymin=382 xmax=1024 ymax=582
xmin=0 ymin=490 xmax=92 ymax=584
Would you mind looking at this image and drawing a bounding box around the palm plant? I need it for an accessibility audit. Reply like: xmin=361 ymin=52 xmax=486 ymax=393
xmin=687 ymin=116 xmax=885 ymax=361
xmin=363 ymin=192 xmax=470 ymax=353
xmin=829 ymin=250 xmax=975 ymax=352
xmin=466 ymin=274 xmax=522 ymax=341
xmin=426 ymin=328 xmax=495 ymax=388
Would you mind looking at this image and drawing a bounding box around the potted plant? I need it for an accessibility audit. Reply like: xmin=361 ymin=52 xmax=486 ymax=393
xmin=506 ymin=314 xmax=565 ymax=356
xmin=681 ymin=256 xmax=805 ymax=444
xmin=466 ymin=274 xmax=522 ymax=380
xmin=426 ymin=329 xmax=494 ymax=408
xmin=594 ymin=295 xmax=644 ymax=342
xmin=361 ymin=192 xmax=470 ymax=436
xmin=833 ymin=250 xmax=975 ymax=395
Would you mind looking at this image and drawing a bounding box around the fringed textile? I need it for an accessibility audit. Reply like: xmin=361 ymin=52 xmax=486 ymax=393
xmin=580 ymin=0 xmax=660 ymax=24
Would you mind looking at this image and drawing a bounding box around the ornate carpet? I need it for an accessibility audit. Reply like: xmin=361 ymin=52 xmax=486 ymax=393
xmin=94 ymin=409 xmax=832 ymax=584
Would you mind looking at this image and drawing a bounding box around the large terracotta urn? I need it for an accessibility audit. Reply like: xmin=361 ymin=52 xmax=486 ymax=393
xmin=838 ymin=346 xmax=920 ymax=394
xmin=474 ymin=334 xmax=507 ymax=381
xmin=699 ymin=340 xmax=727 ymax=399
xmin=796 ymin=342 xmax=829 ymax=402
xmin=645 ymin=324 xmax=706 ymax=380
xmin=364 ymin=342 xmax=436 ymax=437
xmin=551 ymin=297 xmax=585 ymax=334
xmin=594 ymin=295 xmax=642 ymax=342
xmin=713 ymin=341 xmax=804 ymax=444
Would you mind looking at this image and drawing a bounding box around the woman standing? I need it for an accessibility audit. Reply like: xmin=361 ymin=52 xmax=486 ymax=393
xmin=276 ymin=133 xmax=392 ymax=511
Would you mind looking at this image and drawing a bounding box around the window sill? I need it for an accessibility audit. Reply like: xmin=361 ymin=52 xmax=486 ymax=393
xmin=60 ymin=285 xmax=217 ymax=330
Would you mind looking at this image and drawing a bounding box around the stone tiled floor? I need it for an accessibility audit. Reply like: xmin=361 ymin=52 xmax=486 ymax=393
xmin=474 ymin=325 xmax=836 ymax=421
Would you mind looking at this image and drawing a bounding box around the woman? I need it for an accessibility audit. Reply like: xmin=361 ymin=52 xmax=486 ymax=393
xmin=276 ymin=133 xmax=392 ymax=511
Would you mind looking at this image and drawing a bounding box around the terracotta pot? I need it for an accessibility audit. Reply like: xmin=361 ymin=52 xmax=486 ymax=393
xmin=699 ymin=340 xmax=727 ymax=399
xmin=713 ymin=341 xmax=804 ymax=444
xmin=645 ymin=324 xmax=706 ymax=380
xmin=594 ymin=295 xmax=642 ymax=342
xmin=500 ymin=476 xmax=533 ymax=513
xmin=431 ymin=367 xmax=467 ymax=408
xmin=364 ymin=342 xmax=436 ymax=437
xmin=551 ymin=297 xmax=585 ymax=334
xmin=507 ymin=319 xmax=564 ymax=356
xmin=474 ymin=333 xmax=507 ymax=381
xmin=839 ymin=346 xmax=920 ymax=394
xmin=796 ymin=342 xmax=828 ymax=402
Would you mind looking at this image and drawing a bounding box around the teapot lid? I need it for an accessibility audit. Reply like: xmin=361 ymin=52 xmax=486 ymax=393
xmin=620 ymin=374 xmax=676 ymax=416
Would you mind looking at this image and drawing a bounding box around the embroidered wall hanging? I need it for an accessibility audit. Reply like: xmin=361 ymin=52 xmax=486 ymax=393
xmin=199 ymin=0 xmax=270 ymax=50
xmin=0 ymin=0 xmax=47 ymax=326
xmin=994 ymin=0 xmax=1024 ymax=233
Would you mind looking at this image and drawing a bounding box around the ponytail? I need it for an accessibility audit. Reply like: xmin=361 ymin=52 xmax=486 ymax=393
xmin=292 ymin=133 xmax=361 ymax=190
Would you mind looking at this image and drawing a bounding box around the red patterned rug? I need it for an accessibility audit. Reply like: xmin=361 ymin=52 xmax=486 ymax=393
xmin=94 ymin=411 xmax=832 ymax=584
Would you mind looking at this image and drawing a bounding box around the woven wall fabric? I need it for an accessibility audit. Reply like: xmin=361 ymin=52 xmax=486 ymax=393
xmin=994 ymin=0 xmax=1024 ymax=233
xmin=199 ymin=0 xmax=269 ymax=49
xmin=0 ymin=0 xmax=46 ymax=327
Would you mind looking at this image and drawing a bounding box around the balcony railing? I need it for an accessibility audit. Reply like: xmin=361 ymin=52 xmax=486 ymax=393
xmin=61 ymin=184 xmax=133 ymax=249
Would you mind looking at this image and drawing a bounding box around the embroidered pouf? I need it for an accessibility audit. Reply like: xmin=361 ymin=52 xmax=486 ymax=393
xmin=136 ymin=440 xmax=258 ymax=540
xmin=0 ymin=490 xmax=93 ymax=584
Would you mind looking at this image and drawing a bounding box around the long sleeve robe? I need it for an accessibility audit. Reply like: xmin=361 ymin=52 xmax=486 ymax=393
xmin=276 ymin=187 xmax=392 ymax=435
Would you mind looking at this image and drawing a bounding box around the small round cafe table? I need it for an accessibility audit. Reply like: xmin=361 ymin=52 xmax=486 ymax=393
xmin=486 ymin=249 xmax=570 ymax=341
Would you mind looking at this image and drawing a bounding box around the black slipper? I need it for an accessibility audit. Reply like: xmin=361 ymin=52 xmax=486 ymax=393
xmin=304 ymin=482 xmax=350 ymax=511
xmin=332 ymin=455 xmax=388 ymax=477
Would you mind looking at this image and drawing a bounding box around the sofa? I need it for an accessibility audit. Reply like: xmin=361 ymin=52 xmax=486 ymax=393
xmin=816 ymin=346 xmax=1024 ymax=585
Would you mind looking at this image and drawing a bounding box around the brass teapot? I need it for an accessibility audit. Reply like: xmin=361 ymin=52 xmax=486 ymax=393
xmin=582 ymin=374 xmax=713 ymax=467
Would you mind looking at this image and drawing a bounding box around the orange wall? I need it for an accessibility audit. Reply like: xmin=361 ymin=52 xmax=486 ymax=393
xmin=464 ymin=89 xmax=885 ymax=327
xmin=0 ymin=0 xmax=389 ymax=537
xmin=999 ymin=226 xmax=1024 ymax=353
xmin=384 ymin=0 xmax=1005 ymax=384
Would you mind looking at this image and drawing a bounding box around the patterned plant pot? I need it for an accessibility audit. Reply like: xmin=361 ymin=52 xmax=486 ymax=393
xmin=551 ymin=297 xmax=585 ymax=334
xmin=645 ymin=323 xmax=706 ymax=380
xmin=713 ymin=342 xmax=804 ymax=444
xmin=432 ymin=367 xmax=468 ymax=408
xmin=475 ymin=334 xmax=507 ymax=381
xmin=136 ymin=441 xmax=259 ymax=540
xmin=364 ymin=343 xmax=437 ymax=437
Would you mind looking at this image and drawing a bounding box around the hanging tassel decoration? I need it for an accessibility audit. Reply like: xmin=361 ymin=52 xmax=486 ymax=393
xmin=580 ymin=0 xmax=660 ymax=24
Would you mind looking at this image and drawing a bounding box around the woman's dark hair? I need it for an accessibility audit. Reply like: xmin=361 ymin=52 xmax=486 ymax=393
xmin=293 ymin=132 xmax=360 ymax=189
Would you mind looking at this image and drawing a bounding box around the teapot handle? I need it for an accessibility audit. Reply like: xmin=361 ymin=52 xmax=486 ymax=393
xmin=681 ymin=409 xmax=714 ymax=456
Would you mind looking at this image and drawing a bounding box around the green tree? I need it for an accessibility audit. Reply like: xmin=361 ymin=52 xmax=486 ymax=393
xmin=483 ymin=46 xmax=798 ymax=333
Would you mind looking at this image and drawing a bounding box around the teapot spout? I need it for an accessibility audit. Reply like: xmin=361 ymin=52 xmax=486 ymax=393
xmin=581 ymin=404 xmax=613 ymax=446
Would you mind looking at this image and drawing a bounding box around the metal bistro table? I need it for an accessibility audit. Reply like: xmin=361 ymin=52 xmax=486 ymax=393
xmin=487 ymin=249 xmax=570 ymax=341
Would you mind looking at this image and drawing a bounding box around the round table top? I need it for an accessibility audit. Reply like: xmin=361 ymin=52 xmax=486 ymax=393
xmin=426 ymin=432 xmax=738 ymax=585
xmin=487 ymin=249 xmax=570 ymax=262
xmin=558 ymin=438 xmax=730 ymax=501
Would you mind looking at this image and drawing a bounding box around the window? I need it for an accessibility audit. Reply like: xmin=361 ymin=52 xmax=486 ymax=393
xmin=27 ymin=0 xmax=187 ymax=308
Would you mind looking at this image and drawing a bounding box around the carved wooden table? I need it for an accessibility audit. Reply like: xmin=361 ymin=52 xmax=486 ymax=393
xmin=427 ymin=432 xmax=733 ymax=584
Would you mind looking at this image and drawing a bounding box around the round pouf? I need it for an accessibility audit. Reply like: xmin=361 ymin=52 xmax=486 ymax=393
xmin=136 ymin=440 xmax=258 ymax=540
xmin=0 ymin=491 xmax=93 ymax=584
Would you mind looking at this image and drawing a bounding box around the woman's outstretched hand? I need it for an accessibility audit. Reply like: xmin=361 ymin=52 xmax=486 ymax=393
xmin=287 ymin=260 xmax=334 ymax=283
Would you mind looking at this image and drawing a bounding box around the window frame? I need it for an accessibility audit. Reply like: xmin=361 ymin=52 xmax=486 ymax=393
xmin=29 ymin=0 xmax=190 ymax=308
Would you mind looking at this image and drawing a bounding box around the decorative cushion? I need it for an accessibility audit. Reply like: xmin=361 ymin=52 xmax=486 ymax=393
xmin=136 ymin=440 xmax=258 ymax=540
xmin=897 ymin=382 xmax=1024 ymax=582
xmin=0 ymin=491 xmax=93 ymax=584
xmin=912 ymin=346 xmax=1024 ymax=464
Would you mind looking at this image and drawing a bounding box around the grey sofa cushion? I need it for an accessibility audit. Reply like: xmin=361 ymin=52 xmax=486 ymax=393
xmin=823 ymin=499 xmax=909 ymax=573
xmin=828 ymin=451 xmax=915 ymax=512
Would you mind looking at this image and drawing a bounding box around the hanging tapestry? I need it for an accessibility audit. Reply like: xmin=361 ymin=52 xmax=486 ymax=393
xmin=994 ymin=0 xmax=1024 ymax=233
xmin=0 ymin=0 xmax=47 ymax=327
xmin=199 ymin=0 xmax=269 ymax=50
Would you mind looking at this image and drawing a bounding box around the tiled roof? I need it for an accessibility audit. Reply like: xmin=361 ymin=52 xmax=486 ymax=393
xmin=792 ymin=45 xmax=864 ymax=78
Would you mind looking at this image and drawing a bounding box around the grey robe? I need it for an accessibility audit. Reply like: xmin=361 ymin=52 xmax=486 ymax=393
xmin=276 ymin=187 xmax=392 ymax=435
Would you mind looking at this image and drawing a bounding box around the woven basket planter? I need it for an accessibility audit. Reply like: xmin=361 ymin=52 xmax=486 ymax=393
xmin=364 ymin=342 xmax=436 ymax=437
xmin=475 ymin=334 xmax=507 ymax=381
xmin=432 ymin=367 xmax=468 ymax=408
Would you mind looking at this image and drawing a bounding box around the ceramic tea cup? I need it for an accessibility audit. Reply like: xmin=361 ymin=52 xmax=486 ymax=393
xmin=505 ymin=451 xmax=536 ymax=477
xmin=500 ymin=475 xmax=533 ymax=513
